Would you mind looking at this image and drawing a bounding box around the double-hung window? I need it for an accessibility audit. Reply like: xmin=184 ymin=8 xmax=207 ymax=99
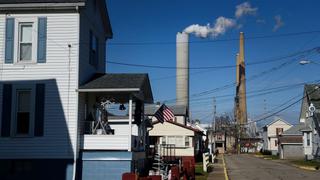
xmin=4 ymin=17 xmax=47 ymax=64
xmin=1 ymin=84 xmax=46 ymax=138
xmin=18 ymin=23 xmax=33 ymax=62
xmin=12 ymin=86 xmax=35 ymax=136
xmin=15 ymin=89 xmax=32 ymax=135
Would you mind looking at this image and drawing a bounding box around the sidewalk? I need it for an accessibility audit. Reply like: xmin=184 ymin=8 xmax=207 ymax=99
xmin=207 ymin=154 xmax=228 ymax=180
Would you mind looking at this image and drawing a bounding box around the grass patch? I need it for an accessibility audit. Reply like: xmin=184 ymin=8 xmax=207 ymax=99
xmin=264 ymin=155 xmax=279 ymax=160
xmin=291 ymin=160 xmax=320 ymax=170
xmin=195 ymin=162 xmax=209 ymax=180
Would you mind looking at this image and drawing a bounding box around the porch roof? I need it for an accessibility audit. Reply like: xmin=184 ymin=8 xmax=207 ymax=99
xmin=78 ymin=73 xmax=154 ymax=103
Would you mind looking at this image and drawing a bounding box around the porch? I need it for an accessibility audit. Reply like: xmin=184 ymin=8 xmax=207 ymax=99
xmin=77 ymin=74 xmax=153 ymax=151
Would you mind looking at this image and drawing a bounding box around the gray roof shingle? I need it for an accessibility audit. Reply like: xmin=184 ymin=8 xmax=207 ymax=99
xmin=0 ymin=0 xmax=86 ymax=4
xmin=282 ymin=124 xmax=304 ymax=135
xmin=305 ymin=84 xmax=320 ymax=110
xmin=79 ymin=73 xmax=150 ymax=90
xmin=79 ymin=73 xmax=154 ymax=103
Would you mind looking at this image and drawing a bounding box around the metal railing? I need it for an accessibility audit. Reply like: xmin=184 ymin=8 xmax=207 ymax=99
xmin=83 ymin=121 xmax=114 ymax=135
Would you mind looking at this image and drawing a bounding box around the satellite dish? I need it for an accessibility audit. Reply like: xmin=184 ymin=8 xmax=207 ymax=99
xmin=309 ymin=103 xmax=316 ymax=114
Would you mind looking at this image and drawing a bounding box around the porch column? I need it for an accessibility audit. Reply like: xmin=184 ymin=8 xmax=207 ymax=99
xmin=128 ymin=97 xmax=133 ymax=152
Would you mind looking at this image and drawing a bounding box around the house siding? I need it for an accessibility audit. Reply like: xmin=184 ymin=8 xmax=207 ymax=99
xmin=263 ymin=120 xmax=292 ymax=153
xmin=282 ymin=144 xmax=304 ymax=159
xmin=0 ymin=13 xmax=80 ymax=159
xmin=78 ymin=0 xmax=107 ymax=85
xmin=81 ymin=151 xmax=132 ymax=180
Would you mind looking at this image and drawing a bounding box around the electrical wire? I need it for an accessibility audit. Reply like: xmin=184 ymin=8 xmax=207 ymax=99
xmin=106 ymin=47 xmax=319 ymax=70
xmin=108 ymin=30 xmax=320 ymax=46
xmin=247 ymin=85 xmax=320 ymax=124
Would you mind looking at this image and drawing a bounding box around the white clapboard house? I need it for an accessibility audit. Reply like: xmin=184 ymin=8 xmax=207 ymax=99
xmin=0 ymin=1 xmax=154 ymax=180
xmin=299 ymin=84 xmax=320 ymax=160
xmin=262 ymin=117 xmax=292 ymax=155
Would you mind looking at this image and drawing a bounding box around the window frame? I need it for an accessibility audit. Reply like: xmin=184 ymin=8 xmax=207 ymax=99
xmin=11 ymin=84 xmax=36 ymax=137
xmin=14 ymin=17 xmax=38 ymax=64
xmin=306 ymin=132 xmax=311 ymax=146
xmin=185 ymin=136 xmax=190 ymax=147
xmin=89 ymin=30 xmax=99 ymax=68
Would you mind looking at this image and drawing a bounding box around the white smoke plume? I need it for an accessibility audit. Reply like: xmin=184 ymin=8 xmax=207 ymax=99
xmin=235 ymin=2 xmax=258 ymax=19
xmin=183 ymin=17 xmax=236 ymax=38
xmin=183 ymin=2 xmax=257 ymax=38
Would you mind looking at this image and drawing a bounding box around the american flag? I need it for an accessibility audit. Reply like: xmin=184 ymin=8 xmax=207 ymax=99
xmin=154 ymin=104 xmax=175 ymax=123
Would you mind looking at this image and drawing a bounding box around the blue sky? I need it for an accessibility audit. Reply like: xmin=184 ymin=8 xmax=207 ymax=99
xmin=106 ymin=0 xmax=320 ymax=126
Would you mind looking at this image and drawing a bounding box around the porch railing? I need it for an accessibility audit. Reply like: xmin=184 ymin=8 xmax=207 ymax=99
xmin=83 ymin=121 xmax=114 ymax=135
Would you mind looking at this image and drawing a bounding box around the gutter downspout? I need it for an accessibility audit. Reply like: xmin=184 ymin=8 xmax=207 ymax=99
xmin=72 ymin=6 xmax=80 ymax=180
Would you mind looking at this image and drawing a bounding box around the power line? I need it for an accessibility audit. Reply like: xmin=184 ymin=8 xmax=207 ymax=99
xmin=188 ymin=80 xmax=316 ymax=102
xmin=106 ymin=47 xmax=319 ymax=70
xmin=247 ymin=85 xmax=320 ymax=124
xmin=161 ymin=57 xmax=303 ymax=103
xmin=108 ymin=30 xmax=320 ymax=46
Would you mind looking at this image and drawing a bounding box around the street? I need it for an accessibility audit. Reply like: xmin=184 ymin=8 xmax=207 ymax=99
xmin=225 ymin=154 xmax=320 ymax=180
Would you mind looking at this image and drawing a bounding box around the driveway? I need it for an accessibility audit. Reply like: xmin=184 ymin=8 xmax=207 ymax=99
xmin=225 ymin=154 xmax=320 ymax=180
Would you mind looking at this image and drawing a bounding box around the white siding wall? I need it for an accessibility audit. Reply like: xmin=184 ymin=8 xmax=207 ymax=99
xmin=0 ymin=13 xmax=80 ymax=159
xmin=303 ymin=132 xmax=313 ymax=156
xmin=267 ymin=120 xmax=292 ymax=152
xmin=79 ymin=0 xmax=107 ymax=85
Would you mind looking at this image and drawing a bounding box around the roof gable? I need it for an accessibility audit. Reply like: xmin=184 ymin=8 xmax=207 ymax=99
xmin=0 ymin=0 xmax=112 ymax=38
xmin=152 ymin=120 xmax=202 ymax=133
xmin=265 ymin=117 xmax=291 ymax=127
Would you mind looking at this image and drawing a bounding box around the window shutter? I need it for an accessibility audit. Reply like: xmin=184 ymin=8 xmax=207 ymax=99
xmin=5 ymin=18 xmax=14 ymax=64
xmin=37 ymin=17 xmax=47 ymax=63
xmin=34 ymin=84 xmax=45 ymax=136
xmin=1 ymin=84 xmax=12 ymax=137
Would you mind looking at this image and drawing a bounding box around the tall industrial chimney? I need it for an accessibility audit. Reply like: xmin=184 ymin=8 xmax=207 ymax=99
xmin=176 ymin=32 xmax=189 ymax=111
xmin=238 ymin=32 xmax=248 ymax=125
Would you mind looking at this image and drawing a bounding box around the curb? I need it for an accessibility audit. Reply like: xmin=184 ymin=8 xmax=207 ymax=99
xmin=292 ymin=164 xmax=319 ymax=171
xmin=222 ymin=155 xmax=229 ymax=180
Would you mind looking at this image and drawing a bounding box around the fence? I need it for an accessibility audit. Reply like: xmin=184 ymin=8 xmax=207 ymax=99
xmin=202 ymin=152 xmax=210 ymax=172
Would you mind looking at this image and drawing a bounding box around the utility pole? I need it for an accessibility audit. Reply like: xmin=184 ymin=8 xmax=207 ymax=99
xmin=212 ymin=98 xmax=216 ymax=154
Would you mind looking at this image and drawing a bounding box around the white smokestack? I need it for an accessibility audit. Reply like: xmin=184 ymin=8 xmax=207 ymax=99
xmin=176 ymin=32 xmax=189 ymax=110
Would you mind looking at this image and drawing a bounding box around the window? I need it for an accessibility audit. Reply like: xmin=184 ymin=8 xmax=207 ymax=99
xmin=12 ymin=86 xmax=36 ymax=137
xmin=5 ymin=17 xmax=47 ymax=64
xmin=161 ymin=136 xmax=166 ymax=145
xmin=185 ymin=136 xmax=190 ymax=147
xmin=167 ymin=136 xmax=184 ymax=147
xmin=276 ymin=128 xmax=283 ymax=136
xmin=275 ymin=140 xmax=278 ymax=146
xmin=89 ymin=31 xmax=99 ymax=67
xmin=18 ymin=23 xmax=33 ymax=61
xmin=307 ymin=132 xmax=310 ymax=146
xmin=16 ymin=90 xmax=31 ymax=135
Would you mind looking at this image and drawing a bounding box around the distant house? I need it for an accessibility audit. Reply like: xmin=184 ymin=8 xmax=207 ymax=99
xmin=299 ymin=84 xmax=320 ymax=160
xmin=262 ymin=117 xmax=292 ymax=155
xmin=207 ymin=130 xmax=226 ymax=154
xmin=145 ymin=105 xmax=204 ymax=167
xmin=278 ymin=124 xmax=304 ymax=159
xmin=0 ymin=1 xmax=154 ymax=179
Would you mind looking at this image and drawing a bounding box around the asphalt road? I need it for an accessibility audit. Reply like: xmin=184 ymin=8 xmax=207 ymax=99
xmin=225 ymin=154 xmax=320 ymax=180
